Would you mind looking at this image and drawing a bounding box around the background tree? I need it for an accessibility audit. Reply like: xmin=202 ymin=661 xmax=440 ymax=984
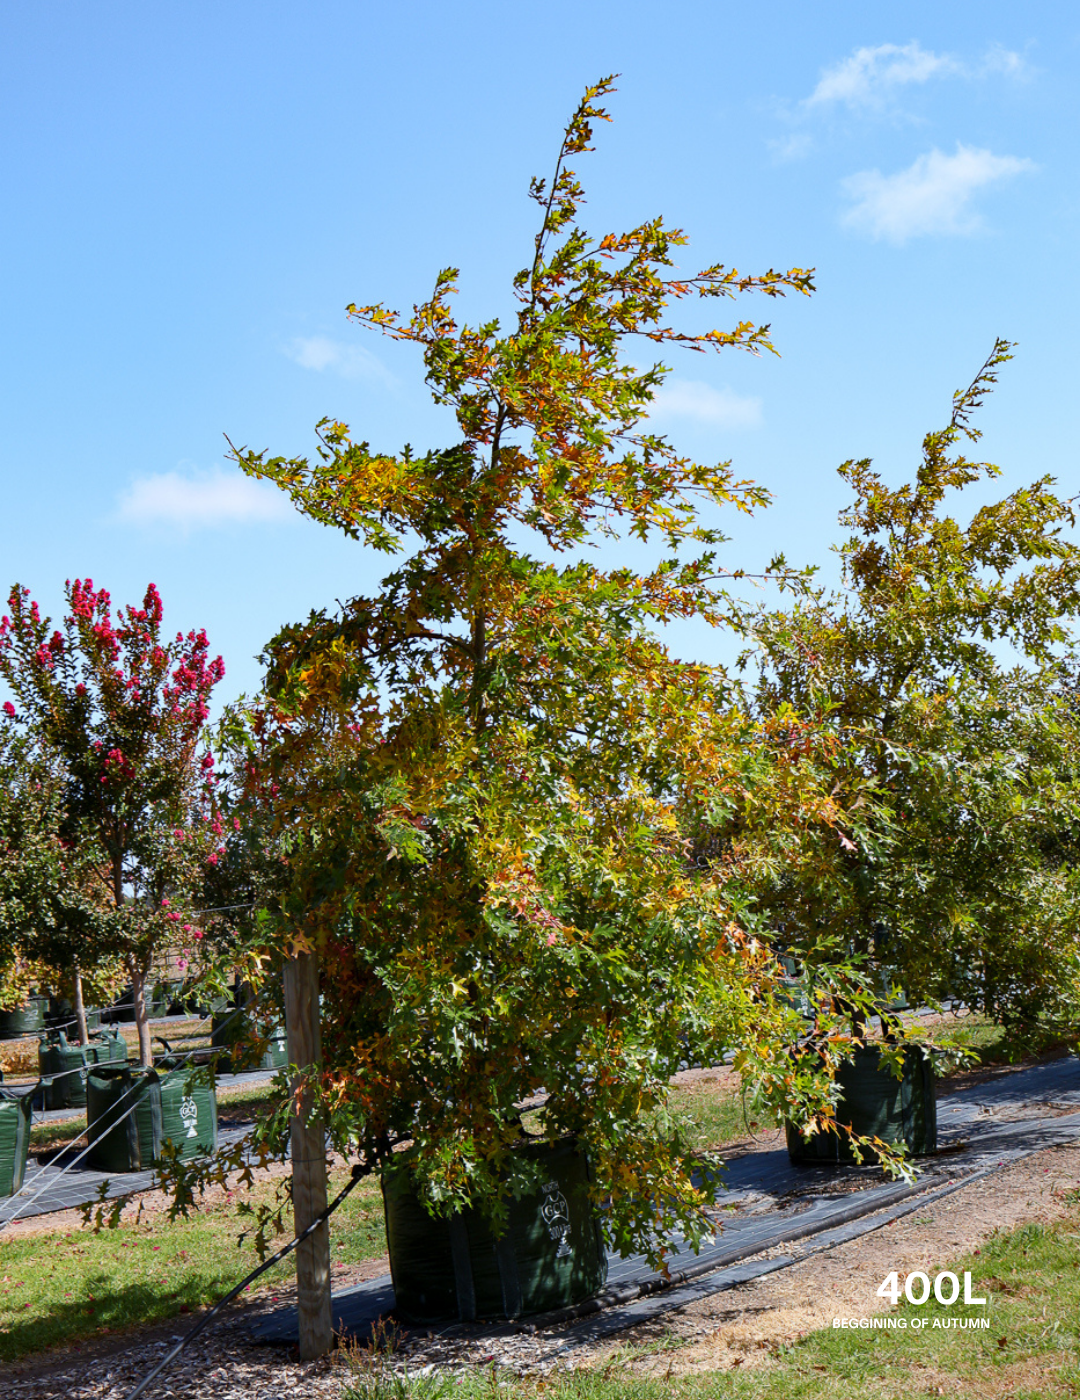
xmin=0 ymin=579 xmax=225 ymax=1062
xmin=740 ymin=342 xmax=1080 ymax=1040
xmin=0 ymin=725 xmax=110 ymax=1025
xmin=225 ymin=78 xmax=892 ymax=1263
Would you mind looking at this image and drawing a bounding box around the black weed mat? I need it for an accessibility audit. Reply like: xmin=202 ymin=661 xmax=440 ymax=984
xmin=251 ymin=1054 xmax=1080 ymax=1347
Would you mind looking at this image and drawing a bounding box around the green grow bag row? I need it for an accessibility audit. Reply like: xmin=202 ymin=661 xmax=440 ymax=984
xmin=382 ymin=1138 xmax=607 ymax=1325
xmin=110 ymin=986 xmax=169 ymax=1023
xmin=44 ymin=997 xmax=101 ymax=1033
xmin=211 ymin=1011 xmax=287 ymax=1071
xmin=38 ymin=1029 xmax=129 ymax=1111
xmin=86 ymin=1065 xmax=218 ymax=1172
xmin=786 ymin=1044 xmax=937 ymax=1166
xmin=0 ymin=1080 xmax=38 ymax=1198
xmin=0 ymin=996 xmax=48 ymax=1040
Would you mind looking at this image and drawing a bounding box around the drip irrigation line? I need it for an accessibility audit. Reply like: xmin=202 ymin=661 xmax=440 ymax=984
xmin=123 ymin=1154 xmax=385 ymax=1400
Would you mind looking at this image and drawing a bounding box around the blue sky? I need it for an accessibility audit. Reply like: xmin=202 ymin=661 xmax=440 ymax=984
xmin=2 ymin=1 xmax=1077 ymax=706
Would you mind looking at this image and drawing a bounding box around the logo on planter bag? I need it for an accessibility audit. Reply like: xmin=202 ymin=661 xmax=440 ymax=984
xmin=540 ymin=1180 xmax=572 ymax=1259
xmin=180 ymin=1096 xmax=199 ymax=1138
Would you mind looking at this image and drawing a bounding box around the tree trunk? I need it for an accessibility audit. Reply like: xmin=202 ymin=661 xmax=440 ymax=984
xmin=130 ymin=964 xmax=153 ymax=1067
xmin=283 ymin=951 xmax=332 ymax=1358
xmin=73 ymin=966 xmax=89 ymax=1046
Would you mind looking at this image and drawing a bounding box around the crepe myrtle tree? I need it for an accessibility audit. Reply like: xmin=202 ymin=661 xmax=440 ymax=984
xmin=739 ymin=343 xmax=1080 ymax=1040
xmin=219 ymin=76 xmax=899 ymax=1267
xmin=0 ymin=579 xmax=225 ymax=1063
xmin=0 ymin=723 xmax=123 ymax=1027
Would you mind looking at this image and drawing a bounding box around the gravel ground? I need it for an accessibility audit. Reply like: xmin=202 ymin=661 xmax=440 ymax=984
xmin=7 ymin=1318 xmax=344 ymax=1400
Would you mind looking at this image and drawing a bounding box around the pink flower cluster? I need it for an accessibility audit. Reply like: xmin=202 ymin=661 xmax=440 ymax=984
xmin=100 ymin=747 xmax=135 ymax=785
xmin=162 ymin=629 xmax=226 ymax=730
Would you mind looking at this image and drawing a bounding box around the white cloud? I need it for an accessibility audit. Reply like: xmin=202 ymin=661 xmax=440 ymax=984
xmin=284 ymin=335 xmax=395 ymax=386
xmin=980 ymin=44 xmax=1030 ymax=80
xmin=804 ymin=41 xmax=1029 ymax=112
xmin=840 ymin=144 xmax=1035 ymax=244
xmin=649 ymin=381 xmax=763 ymax=429
xmin=808 ymin=42 xmax=959 ymax=109
xmin=115 ymin=468 xmax=295 ymax=530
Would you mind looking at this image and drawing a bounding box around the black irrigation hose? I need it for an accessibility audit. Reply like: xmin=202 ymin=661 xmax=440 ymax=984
xmin=123 ymin=1157 xmax=379 ymax=1400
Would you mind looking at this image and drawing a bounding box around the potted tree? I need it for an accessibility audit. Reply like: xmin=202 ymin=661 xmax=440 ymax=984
xmin=738 ymin=344 xmax=1080 ymax=1161
xmin=0 ymin=579 xmax=226 ymax=1066
xmin=212 ymin=77 xmax=895 ymax=1342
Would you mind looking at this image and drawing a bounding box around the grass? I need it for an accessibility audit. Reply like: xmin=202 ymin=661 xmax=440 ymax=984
xmin=28 ymin=1116 xmax=87 ymax=1153
xmin=6 ymin=1012 xmax=1071 ymax=1378
xmin=0 ymin=1163 xmax=388 ymax=1364
xmin=3 ymin=1075 xmax=747 ymax=1368
xmin=933 ymin=1011 xmax=1074 ymax=1070
xmin=665 ymin=1078 xmax=755 ymax=1154
xmin=0 ymin=1014 xmax=214 ymax=1080
xmin=215 ymin=1077 xmax=281 ymax=1123
xmin=339 ymin=1206 xmax=1080 ymax=1399
xmin=662 ymin=1011 xmax=1080 ymax=1155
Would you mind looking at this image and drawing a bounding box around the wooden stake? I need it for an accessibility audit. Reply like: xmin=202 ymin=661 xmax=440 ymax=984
xmin=73 ymin=965 xmax=89 ymax=1047
xmin=131 ymin=964 xmax=152 ymax=1067
xmin=283 ymin=950 xmax=332 ymax=1358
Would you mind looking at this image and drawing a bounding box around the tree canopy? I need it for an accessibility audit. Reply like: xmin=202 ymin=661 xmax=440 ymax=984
xmin=740 ymin=342 xmax=1080 ymax=1039
xmin=224 ymin=78 xmax=890 ymax=1260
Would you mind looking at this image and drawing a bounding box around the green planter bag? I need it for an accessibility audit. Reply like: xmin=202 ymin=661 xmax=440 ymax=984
xmin=0 ymin=996 xmax=48 ymax=1040
xmin=382 ymin=1137 xmax=607 ymax=1325
xmin=39 ymin=1029 xmax=129 ymax=1110
xmin=86 ymin=1065 xmax=218 ymax=1172
xmin=775 ymin=955 xmax=813 ymax=1020
xmin=111 ymin=986 xmax=169 ymax=1023
xmin=211 ymin=1008 xmax=287 ymax=1071
xmin=786 ymin=1044 xmax=937 ymax=1166
xmin=0 ymin=1080 xmax=38 ymax=1198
